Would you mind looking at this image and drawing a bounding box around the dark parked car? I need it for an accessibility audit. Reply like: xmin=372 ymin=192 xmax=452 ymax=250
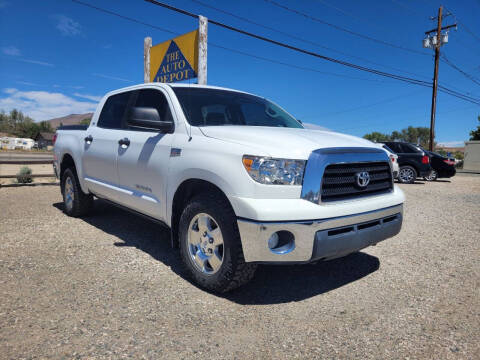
xmin=420 ymin=150 xmax=456 ymax=181
xmin=381 ymin=142 xmax=432 ymax=184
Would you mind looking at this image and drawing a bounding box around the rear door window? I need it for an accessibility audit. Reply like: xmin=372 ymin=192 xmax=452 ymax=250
xmin=385 ymin=142 xmax=401 ymax=153
xmin=97 ymin=92 xmax=132 ymax=129
xmin=400 ymin=144 xmax=419 ymax=153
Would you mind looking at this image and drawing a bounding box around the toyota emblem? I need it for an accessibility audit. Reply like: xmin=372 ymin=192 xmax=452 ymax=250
xmin=355 ymin=171 xmax=370 ymax=188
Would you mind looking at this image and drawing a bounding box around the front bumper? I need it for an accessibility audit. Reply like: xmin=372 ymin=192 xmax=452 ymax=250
xmin=237 ymin=204 xmax=403 ymax=263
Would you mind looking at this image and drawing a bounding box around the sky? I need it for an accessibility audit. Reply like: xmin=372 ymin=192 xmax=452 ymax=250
xmin=0 ymin=0 xmax=479 ymax=146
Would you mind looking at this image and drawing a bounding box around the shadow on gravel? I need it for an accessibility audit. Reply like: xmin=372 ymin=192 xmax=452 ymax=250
xmin=53 ymin=200 xmax=380 ymax=305
xmin=226 ymin=253 xmax=379 ymax=305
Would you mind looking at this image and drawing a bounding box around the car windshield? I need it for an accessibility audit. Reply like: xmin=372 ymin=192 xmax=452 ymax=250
xmin=172 ymin=87 xmax=303 ymax=128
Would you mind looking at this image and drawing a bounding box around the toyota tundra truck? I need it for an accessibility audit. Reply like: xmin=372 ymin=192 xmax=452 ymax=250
xmin=54 ymin=83 xmax=404 ymax=292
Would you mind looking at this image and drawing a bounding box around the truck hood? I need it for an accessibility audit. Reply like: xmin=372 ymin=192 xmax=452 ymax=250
xmin=199 ymin=126 xmax=376 ymax=159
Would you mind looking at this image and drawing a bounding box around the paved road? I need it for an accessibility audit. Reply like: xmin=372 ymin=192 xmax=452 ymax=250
xmin=0 ymin=175 xmax=479 ymax=358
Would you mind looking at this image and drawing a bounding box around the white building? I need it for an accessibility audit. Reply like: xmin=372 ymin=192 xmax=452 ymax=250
xmin=463 ymin=141 xmax=480 ymax=172
xmin=0 ymin=137 xmax=35 ymax=150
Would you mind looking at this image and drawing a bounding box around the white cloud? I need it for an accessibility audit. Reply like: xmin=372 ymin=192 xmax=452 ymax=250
xmin=16 ymin=81 xmax=39 ymax=86
xmin=18 ymin=58 xmax=55 ymax=67
xmin=2 ymin=46 xmax=20 ymax=56
xmin=437 ymin=141 xmax=465 ymax=147
xmin=53 ymin=15 xmax=81 ymax=36
xmin=302 ymin=122 xmax=330 ymax=131
xmin=73 ymin=93 xmax=102 ymax=102
xmin=93 ymin=73 xmax=135 ymax=83
xmin=0 ymin=88 xmax=97 ymax=121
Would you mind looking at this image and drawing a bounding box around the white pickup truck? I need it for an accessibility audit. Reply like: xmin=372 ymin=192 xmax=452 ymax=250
xmin=54 ymin=83 xmax=404 ymax=292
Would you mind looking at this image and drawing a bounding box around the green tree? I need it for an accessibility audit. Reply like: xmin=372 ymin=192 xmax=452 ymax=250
xmin=0 ymin=108 xmax=51 ymax=138
xmin=470 ymin=116 xmax=480 ymax=140
xmin=363 ymin=126 xmax=431 ymax=147
xmin=80 ymin=117 xmax=92 ymax=126
xmin=363 ymin=131 xmax=390 ymax=143
xmin=453 ymin=151 xmax=464 ymax=160
xmin=38 ymin=121 xmax=53 ymax=133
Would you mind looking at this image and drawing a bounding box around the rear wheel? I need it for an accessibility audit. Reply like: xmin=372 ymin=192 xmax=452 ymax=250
xmin=398 ymin=165 xmax=417 ymax=184
xmin=424 ymin=169 xmax=438 ymax=181
xmin=179 ymin=193 xmax=257 ymax=293
xmin=61 ymin=168 xmax=93 ymax=217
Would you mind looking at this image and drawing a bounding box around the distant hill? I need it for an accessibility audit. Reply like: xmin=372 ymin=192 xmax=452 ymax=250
xmin=45 ymin=113 xmax=93 ymax=129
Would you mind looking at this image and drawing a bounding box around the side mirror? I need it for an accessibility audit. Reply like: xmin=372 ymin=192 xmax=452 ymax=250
xmin=127 ymin=107 xmax=173 ymax=133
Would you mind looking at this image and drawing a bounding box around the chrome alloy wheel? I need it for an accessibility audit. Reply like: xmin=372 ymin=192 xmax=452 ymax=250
xmin=187 ymin=213 xmax=224 ymax=275
xmin=399 ymin=167 xmax=415 ymax=183
xmin=64 ymin=176 xmax=74 ymax=211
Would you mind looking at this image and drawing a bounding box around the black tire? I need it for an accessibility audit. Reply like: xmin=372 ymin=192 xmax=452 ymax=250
xmin=424 ymin=169 xmax=438 ymax=181
xmin=61 ymin=167 xmax=93 ymax=217
xmin=398 ymin=165 xmax=417 ymax=184
xmin=179 ymin=193 xmax=257 ymax=293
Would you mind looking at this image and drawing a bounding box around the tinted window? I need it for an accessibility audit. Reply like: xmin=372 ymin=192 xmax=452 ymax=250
xmin=97 ymin=92 xmax=131 ymax=129
xmin=132 ymin=89 xmax=173 ymax=124
xmin=172 ymin=87 xmax=303 ymax=128
xmin=385 ymin=142 xmax=401 ymax=153
xmin=382 ymin=144 xmax=394 ymax=153
xmin=400 ymin=143 xmax=419 ymax=153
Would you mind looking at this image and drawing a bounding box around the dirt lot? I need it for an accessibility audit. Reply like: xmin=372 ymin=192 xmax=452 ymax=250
xmin=1 ymin=175 xmax=479 ymax=359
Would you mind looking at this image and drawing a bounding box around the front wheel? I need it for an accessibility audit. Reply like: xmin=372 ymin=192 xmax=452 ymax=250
xmin=398 ymin=165 xmax=417 ymax=184
xmin=179 ymin=193 xmax=257 ymax=293
xmin=424 ymin=169 xmax=438 ymax=181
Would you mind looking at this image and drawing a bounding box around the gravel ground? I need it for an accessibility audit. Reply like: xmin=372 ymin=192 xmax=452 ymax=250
xmin=0 ymin=175 xmax=479 ymax=359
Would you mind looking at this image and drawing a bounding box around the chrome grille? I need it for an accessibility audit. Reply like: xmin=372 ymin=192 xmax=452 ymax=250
xmin=321 ymin=161 xmax=393 ymax=201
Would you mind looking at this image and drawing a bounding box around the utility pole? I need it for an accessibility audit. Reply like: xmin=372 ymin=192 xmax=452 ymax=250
xmin=429 ymin=6 xmax=442 ymax=152
xmin=423 ymin=6 xmax=456 ymax=151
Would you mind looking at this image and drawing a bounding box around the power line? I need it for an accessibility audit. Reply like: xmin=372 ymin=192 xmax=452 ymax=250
xmin=440 ymin=53 xmax=480 ymax=86
xmin=443 ymin=5 xmax=480 ymax=42
xmin=207 ymin=43 xmax=392 ymax=83
xmin=144 ymin=0 xmax=433 ymax=87
xmin=144 ymin=0 xmax=480 ymax=104
xmin=71 ymin=0 xmax=390 ymax=83
xmin=317 ymin=91 xmax=423 ymax=118
xmin=71 ymin=0 xmax=480 ymax=105
xmin=262 ymin=0 xmax=429 ymax=56
xmin=188 ymin=0 xmax=434 ymax=81
xmin=71 ymin=0 xmax=177 ymax=36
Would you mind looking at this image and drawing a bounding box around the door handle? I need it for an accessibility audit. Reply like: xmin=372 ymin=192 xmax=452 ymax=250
xmin=84 ymin=135 xmax=93 ymax=143
xmin=118 ymin=138 xmax=130 ymax=147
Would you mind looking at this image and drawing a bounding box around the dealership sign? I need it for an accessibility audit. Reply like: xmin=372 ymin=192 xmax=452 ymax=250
xmin=149 ymin=30 xmax=198 ymax=83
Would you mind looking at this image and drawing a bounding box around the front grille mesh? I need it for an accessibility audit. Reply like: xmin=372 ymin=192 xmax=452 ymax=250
xmin=321 ymin=161 xmax=393 ymax=201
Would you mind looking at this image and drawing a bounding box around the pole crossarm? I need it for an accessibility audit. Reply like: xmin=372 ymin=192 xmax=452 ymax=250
xmin=425 ymin=23 xmax=457 ymax=35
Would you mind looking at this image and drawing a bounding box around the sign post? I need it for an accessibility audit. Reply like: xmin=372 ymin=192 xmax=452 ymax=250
xmin=198 ymin=15 xmax=207 ymax=85
xmin=144 ymin=17 xmax=207 ymax=84
xmin=144 ymin=36 xmax=152 ymax=83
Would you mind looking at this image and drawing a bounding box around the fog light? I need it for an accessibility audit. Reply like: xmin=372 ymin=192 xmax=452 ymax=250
xmin=267 ymin=231 xmax=295 ymax=254
xmin=268 ymin=232 xmax=279 ymax=249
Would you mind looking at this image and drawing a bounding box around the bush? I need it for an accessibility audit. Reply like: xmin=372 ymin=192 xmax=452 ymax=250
xmin=16 ymin=166 xmax=33 ymax=183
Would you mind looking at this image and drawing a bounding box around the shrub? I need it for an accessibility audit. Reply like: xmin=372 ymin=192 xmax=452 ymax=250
xmin=16 ymin=166 xmax=33 ymax=183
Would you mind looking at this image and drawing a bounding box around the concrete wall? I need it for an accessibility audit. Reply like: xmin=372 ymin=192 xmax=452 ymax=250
xmin=463 ymin=141 xmax=480 ymax=171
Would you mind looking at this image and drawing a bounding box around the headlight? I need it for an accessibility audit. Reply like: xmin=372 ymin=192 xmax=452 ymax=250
xmin=242 ymin=155 xmax=305 ymax=185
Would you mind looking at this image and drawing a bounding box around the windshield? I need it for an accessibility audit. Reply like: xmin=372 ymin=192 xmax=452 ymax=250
xmin=172 ymin=87 xmax=303 ymax=128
